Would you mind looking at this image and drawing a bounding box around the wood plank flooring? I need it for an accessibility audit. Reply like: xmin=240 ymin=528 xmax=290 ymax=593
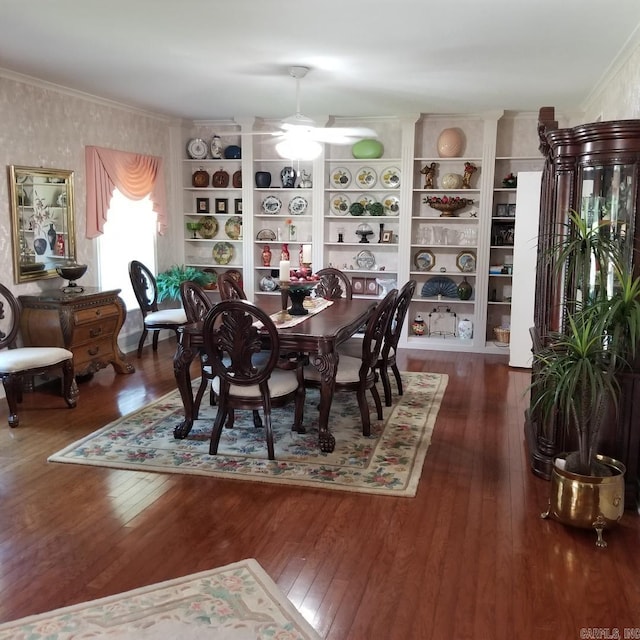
xmin=0 ymin=339 xmax=638 ymax=639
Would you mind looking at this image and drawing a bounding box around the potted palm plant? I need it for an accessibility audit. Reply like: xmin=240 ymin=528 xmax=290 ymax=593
xmin=533 ymin=211 xmax=640 ymax=546
xmin=156 ymin=264 xmax=213 ymax=302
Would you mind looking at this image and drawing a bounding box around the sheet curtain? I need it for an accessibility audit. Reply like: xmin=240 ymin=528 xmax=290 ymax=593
xmin=85 ymin=146 xmax=167 ymax=238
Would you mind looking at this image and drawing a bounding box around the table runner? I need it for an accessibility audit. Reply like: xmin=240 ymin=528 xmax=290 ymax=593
xmin=267 ymin=297 xmax=334 ymax=329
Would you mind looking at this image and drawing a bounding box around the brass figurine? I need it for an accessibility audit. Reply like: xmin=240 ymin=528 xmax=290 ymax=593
xmin=420 ymin=162 xmax=437 ymax=189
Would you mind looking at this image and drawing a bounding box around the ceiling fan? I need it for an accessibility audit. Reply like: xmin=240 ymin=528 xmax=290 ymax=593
xmin=247 ymin=66 xmax=378 ymax=159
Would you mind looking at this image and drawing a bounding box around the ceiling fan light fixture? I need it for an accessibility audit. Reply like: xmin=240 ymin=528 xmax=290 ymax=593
xmin=275 ymin=136 xmax=323 ymax=161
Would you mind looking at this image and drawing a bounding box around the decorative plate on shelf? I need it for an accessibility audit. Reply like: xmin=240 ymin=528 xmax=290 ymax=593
xmin=224 ymin=216 xmax=243 ymax=240
xmin=288 ymin=195 xmax=308 ymax=215
xmin=380 ymin=166 xmax=401 ymax=188
xmin=355 ymin=166 xmax=377 ymax=189
xmin=259 ymin=275 xmax=277 ymax=292
xmin=330 ymin=167 xmax=352 ymax=189
xmin=356 ymin=194 xmax=377 ymax=210
xmin=261 ymin=195 xmax=282 ymax=214
xmin=329 ymin=167 xmax=351 ymax=189
xmin=198 ymin=216 xmax=218 ymax=239
xmin=421 ymin=276 xmax=459 ymax=298
xmin=330 ymin=194 xmax=351 ymax=215
xmin=256 ymin=228 xmax=276 ymax=241
xmin=456 ymin=250 xmax=476 ymax=272
xmin=355 ymin=249 xmax=376 ymax=270
xmin=413 ymin=249 xmax=436 ymax=271
xmin=382 ymin=195 xmax=400 ymax=216
xmin=212 ymin=242 xmax=234 ymax=265
xmin=187 ymin=138 xmax=208 ymax=160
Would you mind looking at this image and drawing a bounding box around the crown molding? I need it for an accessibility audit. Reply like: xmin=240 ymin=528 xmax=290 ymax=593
xmin=0 ymin=66 xmax=178 ymax=124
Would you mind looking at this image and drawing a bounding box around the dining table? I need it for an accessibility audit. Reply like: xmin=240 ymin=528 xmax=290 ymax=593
xmin=172 ymin=295 xmax=377 ymax=453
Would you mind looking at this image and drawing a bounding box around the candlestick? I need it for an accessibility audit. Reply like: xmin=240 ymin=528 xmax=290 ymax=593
xmin=277 ymin=281 xmax=291 ymax=324
xmin=302 ymin=243 xmax=312 ymax=264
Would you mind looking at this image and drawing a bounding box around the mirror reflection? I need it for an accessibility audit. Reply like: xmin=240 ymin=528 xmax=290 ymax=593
xmin=8 ymin=165 xmax=77 ymax=284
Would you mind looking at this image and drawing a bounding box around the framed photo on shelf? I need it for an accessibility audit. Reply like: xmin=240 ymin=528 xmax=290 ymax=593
xmin=456 ymin=250 xmax=476 ymax=273
xmin=215 ymin=198 xmax=228 ymax=214
xmin=365 ymin=278 xmax=379 ymax=295
xmin=413 ymin=249 xmax=435 ymax=272
xmin=507 ymin=203 xmax=517 ymax=216
xmin=196 ymin=197 xmax=210 ymax=214
xmin=234 ymin=198 xmax=243 ymax=214
xmin=351 ymin=277 xmax=365 ymax=295
xmin=495 ymin=203 xmax=508 ymax=217
xmin=380 ymin=230 xmax=393 ymax=243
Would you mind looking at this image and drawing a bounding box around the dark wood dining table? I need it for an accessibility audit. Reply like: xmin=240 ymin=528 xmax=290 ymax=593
xmin=172 ymin=296 xmax=376 ymax=453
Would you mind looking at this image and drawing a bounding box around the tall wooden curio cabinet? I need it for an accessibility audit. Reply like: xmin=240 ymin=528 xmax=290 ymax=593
xmin=526 ymin=109 xmax=640 ymax=508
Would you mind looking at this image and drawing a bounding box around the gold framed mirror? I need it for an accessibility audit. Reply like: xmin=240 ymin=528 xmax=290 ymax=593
xmin=8 ymin=165 xmax=77 ymax=284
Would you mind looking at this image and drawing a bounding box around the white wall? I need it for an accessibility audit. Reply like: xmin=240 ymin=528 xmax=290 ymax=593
xmin=509 ymin=171 xmax=542 ymax=368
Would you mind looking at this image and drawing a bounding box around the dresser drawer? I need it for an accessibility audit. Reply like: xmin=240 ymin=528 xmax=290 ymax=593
xmin=73 ymin=304 xmax=119 ymax=326
xmin=72 ymin=317 xmax=119 ymax=344
xmin=73 ymin=337 xmax=116 ymax=369
xmin=19 ymin=288 xmax=134 ymax=376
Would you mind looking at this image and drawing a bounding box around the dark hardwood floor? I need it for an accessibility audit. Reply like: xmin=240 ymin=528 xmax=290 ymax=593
xmin=1 ymin=339 xmax=639 ymax=639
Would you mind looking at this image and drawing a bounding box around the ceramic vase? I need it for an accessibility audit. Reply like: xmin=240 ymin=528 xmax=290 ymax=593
xmin=411 ymin=314 xmax=425 ymax=336
xmin=33 ymin=237 xmax=47 ymax=255
xmin=458 ymin=318 xmax=473 ymax=339
xmin=47 ymin=223 xmax=57 ymax=250
xmin=280 ymin=166 xmax=296 ymax=188
xmin=55 ymin=234 xmax=65 ymax=256
xmin=457 ymin=277 xmax=472 ymax=300
xmin=255 ymin=171 xmax=271 ymax=188
xmin=210 ymin=135 xmax=223 ymax=159
xmin=437 ymin=128 xmax=464 ymax=158
xmin=262 ymin=245 xmax=272 ymax=267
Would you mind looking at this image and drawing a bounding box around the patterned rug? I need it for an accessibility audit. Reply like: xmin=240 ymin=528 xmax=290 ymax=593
xmin=0 ymin=559 xmax=319 ymax=639
xmin=49 ymin=372 xmax=447 ymax=496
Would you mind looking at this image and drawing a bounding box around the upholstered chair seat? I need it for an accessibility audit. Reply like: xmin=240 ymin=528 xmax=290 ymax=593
xmin=0 ymin=283 xmax=77 ymax=428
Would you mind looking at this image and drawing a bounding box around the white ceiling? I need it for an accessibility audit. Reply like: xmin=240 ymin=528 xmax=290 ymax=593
xmin=1 ymin=0 xmax=640 ymax=122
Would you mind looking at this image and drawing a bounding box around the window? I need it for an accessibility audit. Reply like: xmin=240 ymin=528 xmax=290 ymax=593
xmin=97 ymin=189 xmax=156 ymax=311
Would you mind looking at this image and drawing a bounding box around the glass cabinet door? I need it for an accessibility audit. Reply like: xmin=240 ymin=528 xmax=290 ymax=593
xmin=579 ymin=163 xmax=636 ymax=299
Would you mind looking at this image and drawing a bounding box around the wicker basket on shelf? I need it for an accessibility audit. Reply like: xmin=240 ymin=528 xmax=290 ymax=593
xmin=493 ymin=327 xmax=511 ymax=344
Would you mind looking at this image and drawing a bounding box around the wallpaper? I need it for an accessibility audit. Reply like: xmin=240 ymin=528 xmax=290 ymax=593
xmin=583 ymin=39 xmax=640 ymax=121
xmin=0 ymin=73 xmax=181 ymax=342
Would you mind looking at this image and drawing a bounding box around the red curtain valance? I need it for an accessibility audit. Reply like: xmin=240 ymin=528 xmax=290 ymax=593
xmin=85 ymin=145 xmax=167 ymax=238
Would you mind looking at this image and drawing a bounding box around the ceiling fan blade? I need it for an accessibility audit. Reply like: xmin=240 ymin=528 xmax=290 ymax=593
xmin=241 ymin=68 xmax=379 ymax=148
xmin=240 ymin=130 xmax=283 ymax=137
xmin=307 ymin=127 xmax=378 ymax=144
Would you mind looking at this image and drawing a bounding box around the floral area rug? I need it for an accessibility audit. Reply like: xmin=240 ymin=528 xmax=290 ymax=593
xmin=0 ymin=559 xmax=320 ymax=639
xmin=48 ymin=372 xmax=447 ymax=496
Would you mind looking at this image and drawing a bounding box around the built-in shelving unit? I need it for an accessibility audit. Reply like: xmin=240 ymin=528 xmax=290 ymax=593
xmin=178 ymin=112 xmax=549 ymax=354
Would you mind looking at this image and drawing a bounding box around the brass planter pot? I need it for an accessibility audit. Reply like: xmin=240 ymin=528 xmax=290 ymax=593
xmin=541 ymin=454 xmax=625 ymax=548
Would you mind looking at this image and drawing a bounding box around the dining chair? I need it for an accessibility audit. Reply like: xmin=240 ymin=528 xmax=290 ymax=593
xmin=128 ymin=260 xmax=187 ymax=357
xmin=179 ymin=280 xmax=215 ymax=416
xmin=377 ymin=279 xmax=416 ymax=406
xmin=0 ymin=283 xmax=78 ymax=427
xmin=218 ymin=272 xmax=247 ymax=300
xmin=304 ymin=288 xmax=397 ymax=436
xmin=180 ymin=280 xmax=264 ymax=429
xmin=315 ymin=267 xmax=353 ymax=300
xmin=202 ymin=299 xmax=305 ymax=460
